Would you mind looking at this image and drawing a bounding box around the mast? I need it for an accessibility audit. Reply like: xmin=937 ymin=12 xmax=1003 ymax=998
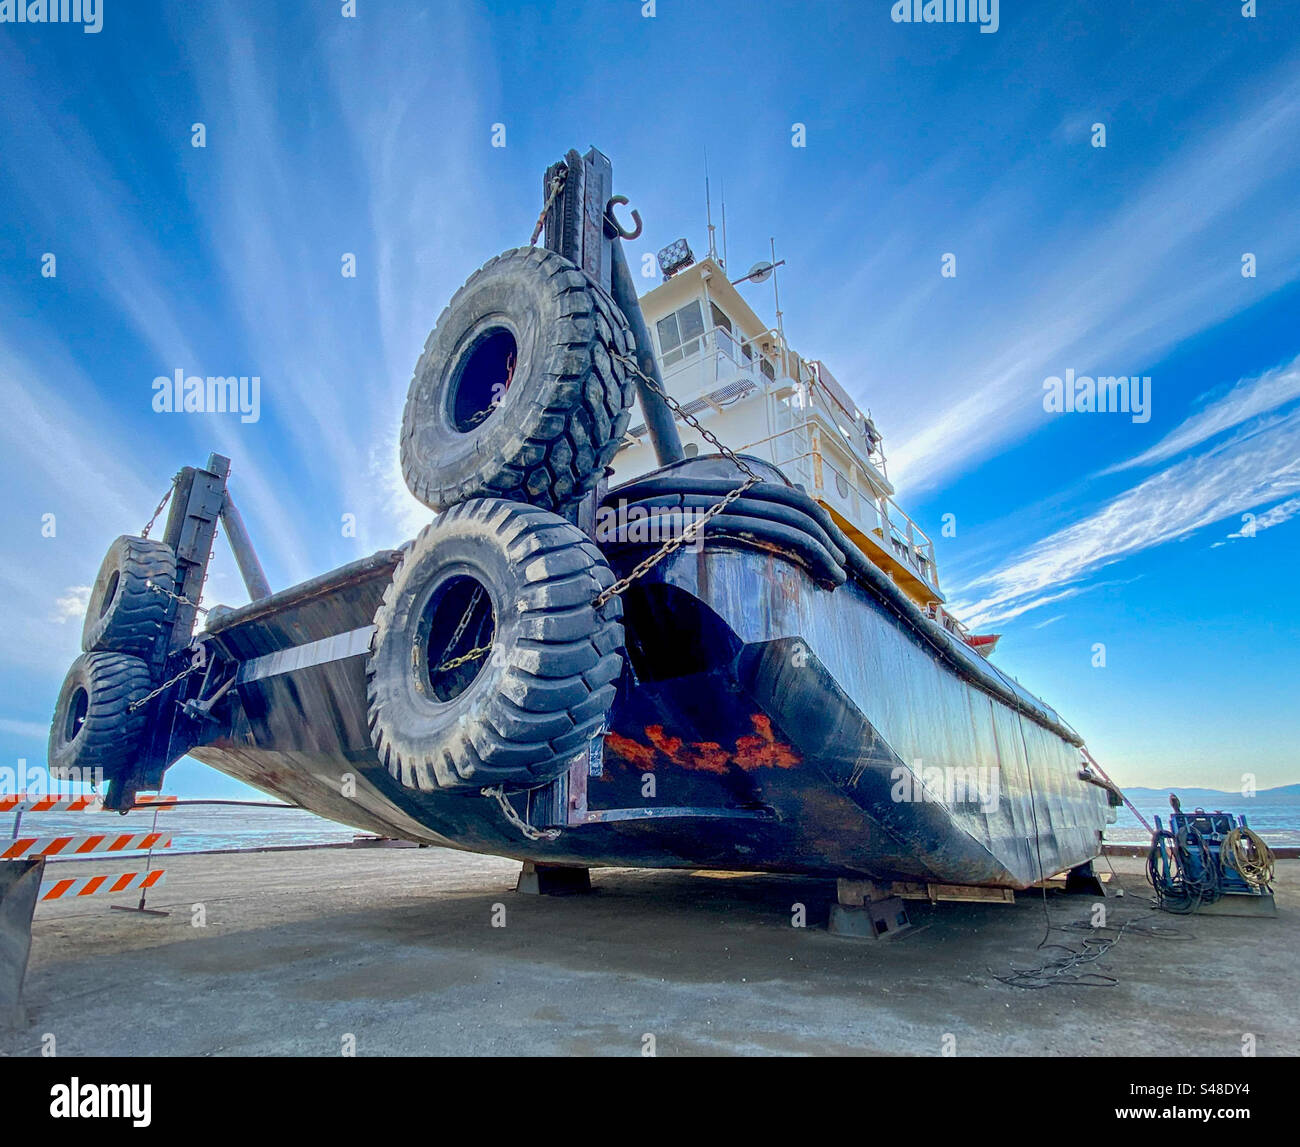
xmin=705 ymin=153 xmax=718 ymax=262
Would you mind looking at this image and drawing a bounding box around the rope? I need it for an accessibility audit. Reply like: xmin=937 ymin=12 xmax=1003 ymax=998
xmin=1223 ymin=826 xmax=1275 ymax=887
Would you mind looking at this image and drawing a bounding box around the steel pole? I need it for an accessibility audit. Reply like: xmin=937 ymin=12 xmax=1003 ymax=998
xmin=217 ymin=487 xmax=273 ymax=602
xmin=610 ymin=239 xmax=685 ymax=467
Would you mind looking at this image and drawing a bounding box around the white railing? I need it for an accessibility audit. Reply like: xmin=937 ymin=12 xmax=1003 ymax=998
xmin=649 ymin=331 xmax=939 ymax=594
xmin=763 ymin=428 xmax=938 ymax=593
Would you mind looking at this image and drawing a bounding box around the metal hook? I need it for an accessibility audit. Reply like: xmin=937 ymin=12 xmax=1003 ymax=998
xmin=605 ymin=195 xmax=643 ymax=241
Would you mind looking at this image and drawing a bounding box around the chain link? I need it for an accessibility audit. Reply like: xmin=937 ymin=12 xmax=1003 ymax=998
xmin=529 ymin=167 xmax=568 ymax=247
xmin=481 ymin=785 xmax=561 ymax=841
xmin=437 ymin=644 xmax=492 ymax=673
xmin=140 ymin=482 xmax=175 ymax=539
xmin=128 ymin=660 xmax=204 ymax=713
xmin=146 ymin=578 xmax=208 ymax=615
xmin=592 ymin=351 xmax=762 ymax=608
xmin=612 ymin=351 xmax=759 ymax=482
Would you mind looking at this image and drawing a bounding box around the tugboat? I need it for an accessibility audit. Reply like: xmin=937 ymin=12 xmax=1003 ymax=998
xmin=47 ymin=148 xmax=1119 ymax=917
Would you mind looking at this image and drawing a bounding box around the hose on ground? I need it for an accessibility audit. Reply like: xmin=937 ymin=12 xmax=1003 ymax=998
xmin=1147 ymin=826 xmax=1221 ymax=914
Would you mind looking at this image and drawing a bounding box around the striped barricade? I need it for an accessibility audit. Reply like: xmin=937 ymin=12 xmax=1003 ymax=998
xmin=134 ymin=795 xmax=179 ymax=808
xmin=3 ymin=832 xmax=172 ymax=861
xmin=1 ymin=793 xmax=173 ymax=908
xmin=0 ymin=794 xmax=103 ymax=813
xmin=40 ymin=869 xmax=166 ymax=902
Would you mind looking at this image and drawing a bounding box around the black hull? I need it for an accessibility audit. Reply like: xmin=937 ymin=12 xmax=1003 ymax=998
xmin=190 ymin=538 xmax=1109 ymax=888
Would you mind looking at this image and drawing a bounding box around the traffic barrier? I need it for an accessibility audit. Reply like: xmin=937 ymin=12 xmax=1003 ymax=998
xmin=40 ymin=869 xmax=166 ymax=902
xmin=2 ymin=832 xmax=172 ymax=860
xmin=0 ymin=794 xmax=103 ymax=813
xmin=3 ymin=792 xmax=172 ymax=911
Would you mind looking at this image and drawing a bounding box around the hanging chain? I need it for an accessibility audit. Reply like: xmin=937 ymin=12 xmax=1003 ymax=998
xmin=460 ymin=353 xmax=515 ymax=429
xmin=146 ymin=578 xmax=208 ymax=615
xmin=612 ymin=351 xmax=759 ymax=482
xmin=529 ymin=167 xmax=568 ymax=247
xmin=481 ymin=785 xmax=561 ymax=841
xmin=140 ymin=482 xmax=176 ymax=539
xmin=592 ymin=351 xmax=762 ymax=608
xmin=430 ymin=585 xmax=492 ymax=676
xmin=437 ymin=645 xmax=492 ymax=673
xmin=128 ymin=659 xmax=204 ymax=713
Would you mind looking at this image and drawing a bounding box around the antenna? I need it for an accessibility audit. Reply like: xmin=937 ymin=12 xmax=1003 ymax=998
xmin=705 ymin=152 xmax=717 ymax=261
xmin=720 ymin=179 xmax=728 ymax=270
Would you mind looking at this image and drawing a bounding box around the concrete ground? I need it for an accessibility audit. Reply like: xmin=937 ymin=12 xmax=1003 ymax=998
xmin=4 ymin=849 xmax=1296 ymax=1056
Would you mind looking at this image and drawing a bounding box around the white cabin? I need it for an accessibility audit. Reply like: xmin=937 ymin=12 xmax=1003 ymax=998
xmin=610 ymin=255 xmax=945 ymax=613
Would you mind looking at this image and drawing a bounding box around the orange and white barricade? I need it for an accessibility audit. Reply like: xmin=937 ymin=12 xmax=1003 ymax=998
xmin=3 ymin=831 xmax=171 ymax=860
xmin=0 ymin=794 xmax=103 ymax=813
xmin=40 ymin=869 xmax=166 ymax=902
xmin=2 ymin=792 xmax=172 ymax=909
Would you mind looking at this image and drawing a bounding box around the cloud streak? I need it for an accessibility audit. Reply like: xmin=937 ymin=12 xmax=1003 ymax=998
xmin=1107 ymin=355 xmax=1300 ymax=474
xmin=951 ymin=393 xmax=1300 ymax=628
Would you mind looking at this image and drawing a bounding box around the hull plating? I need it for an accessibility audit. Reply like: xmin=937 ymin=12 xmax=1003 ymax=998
xmin=191 ymin=543 xmax=1107 ymax=885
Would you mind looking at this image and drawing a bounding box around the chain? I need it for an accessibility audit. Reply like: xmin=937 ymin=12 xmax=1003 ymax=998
xmin=592 ymin=351 xmax=762 ymax=608
xmin=612 ymin=351 xmax=759 ymax=481
xmin=146 ymin=578 xmax=208 ymax=615
xmin=437 ymin=644 xmax=492 ymax=673
xmin=128 ymin=660 xmax=204 ymax=713
xmin=140 ymin=482 xmax=175 ymax=539
xmin=481 ymin=785 xmax=561 ymax=841
xmin=593 ymin=478 xmax=757 ymax=607
xmin=529 ymin=167 xmax=568 ymax=246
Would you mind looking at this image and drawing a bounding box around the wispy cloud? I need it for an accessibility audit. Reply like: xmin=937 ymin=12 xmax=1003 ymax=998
xmin=1107 ymin=354 xmax=1300 ymax=474
xmin=1216 ymin=496 xmax=1300 ymax=546
xmin=951 ymin=405 xmax=1300 ymax=629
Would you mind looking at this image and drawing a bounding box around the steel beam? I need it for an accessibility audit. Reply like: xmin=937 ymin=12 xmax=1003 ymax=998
xmin=610 ymin=238 xmax=685 ymax=466
xmin=214 ymin=477 xmax=273 ymax=601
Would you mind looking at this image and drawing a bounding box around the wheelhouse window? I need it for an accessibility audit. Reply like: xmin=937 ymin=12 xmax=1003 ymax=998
xmin=656 ymin=300 xmax=706 ymax=368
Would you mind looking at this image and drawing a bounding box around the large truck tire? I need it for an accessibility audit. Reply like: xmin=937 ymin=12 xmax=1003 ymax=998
xmin=48 ymin=652 xmax=153 ymax=782
xmin=81 ymin=535 xmax=177 ymax=657
xmin=400 ymin=247 xmax=637 ymax=514
xmin=366 ymin=498 xmax=624 ymax=793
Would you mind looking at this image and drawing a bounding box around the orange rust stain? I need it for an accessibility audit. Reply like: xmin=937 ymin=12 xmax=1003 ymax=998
xmin=604 ymin=713 xmax=800 ymax=774
xmin=686 ymin=742 xmax=732 ymax=774
xmin=605 ymin=731 xmax=657 ymax=770
xmin=734 ymin=713 xmax=801 ymax=770
xmin=646 ymin=725 xmax=685 ymax=760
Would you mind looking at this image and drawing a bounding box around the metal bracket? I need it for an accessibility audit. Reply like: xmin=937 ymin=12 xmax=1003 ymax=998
xmin=828 ymin=878 xmax=913 ymax=940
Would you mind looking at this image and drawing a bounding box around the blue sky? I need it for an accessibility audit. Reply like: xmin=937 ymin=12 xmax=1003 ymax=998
xmin=1 ymin=0 xmax=1297 ymax=798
